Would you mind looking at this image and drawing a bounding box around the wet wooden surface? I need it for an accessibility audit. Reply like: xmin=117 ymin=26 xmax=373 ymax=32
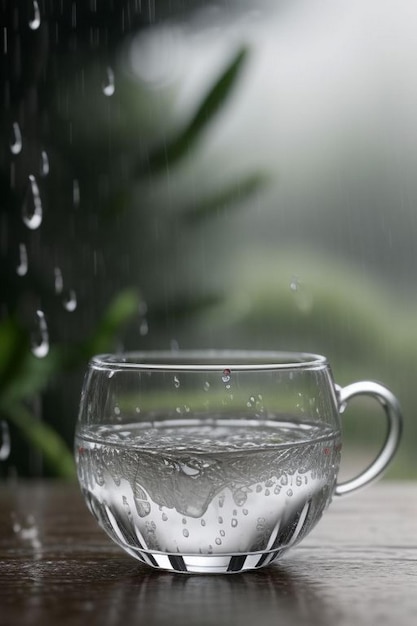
xmin=0 ymin=481 xmax=416 ymax=626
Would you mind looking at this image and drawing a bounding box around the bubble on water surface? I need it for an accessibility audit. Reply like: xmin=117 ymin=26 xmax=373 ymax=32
xmin=23 ymin=175 xmax=43 ymax=230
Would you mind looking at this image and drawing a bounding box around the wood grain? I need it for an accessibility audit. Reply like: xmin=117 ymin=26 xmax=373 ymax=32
xmin=0 ymin=482 xmax=416 ymax=626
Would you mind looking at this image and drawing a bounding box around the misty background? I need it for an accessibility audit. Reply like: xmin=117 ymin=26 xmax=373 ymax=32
xmin=0 ymin=0 xmax=415 ymax=478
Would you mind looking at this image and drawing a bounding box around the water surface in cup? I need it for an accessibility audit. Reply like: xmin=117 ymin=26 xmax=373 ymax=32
xmin=75 ymin=415 xmax=340 ymax=573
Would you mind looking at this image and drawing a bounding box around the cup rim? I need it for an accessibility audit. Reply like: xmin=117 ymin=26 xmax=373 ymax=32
xmin=90 ymin=350 xmax=329 ymax=372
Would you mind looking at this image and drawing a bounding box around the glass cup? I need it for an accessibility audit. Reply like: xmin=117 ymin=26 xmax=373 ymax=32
xmin=75 ymin=351 xmax=402 ymax=574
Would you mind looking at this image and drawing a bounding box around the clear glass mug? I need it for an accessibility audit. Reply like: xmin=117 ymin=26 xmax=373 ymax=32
xmin=75 ymin=351 xmax=402 ymax=574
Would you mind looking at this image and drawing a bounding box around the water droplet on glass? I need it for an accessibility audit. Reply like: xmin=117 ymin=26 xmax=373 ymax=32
xmin=203 ymin=381 xmax=210 ymax=392
xmin=162 ymin=512 xmax=168 ymax=522
xmin=28 ymin=1 xmax=41 ymax=30
xmin=54 ymin=267 xmax=63 ymax=294
xmin=201 ymin=519 xmax=206 ymax=527
xmin=102 ymin=66 xmax=115 ymax=96
xmin=222 ymin=368 xmax=231 ymax=384
xmin=10 ymin=122 xmax=22 ymax=155
xmin=40 ymin=150 xmax=49 ymax=177
xmin=231 ymin=518 xmax=238 ymax=528
xmin=247 ymin=395 xmax=256 ymax=408
xmin=16 ymin=243 xmax=28 ymax=276
xmin=23 ymin=175 xmax=43 ymax=230
xmin=173 ymin=376 xmax=180 ymax=389
xmin=62 ymin=289 xmax=77 ymax=312
xmin=182 ymin=528 xmax=189 ymax=538
xmin=215 ymin=538 xmax=222 ymax=545
xmin=218 ymin=516 xmax=223 ymax=524
xmin=31 ymin=310 xmax=49 ymax=358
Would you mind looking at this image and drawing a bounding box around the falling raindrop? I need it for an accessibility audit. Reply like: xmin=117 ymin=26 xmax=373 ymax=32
xmin=289 ymin=275 xmax=313 ymax=313
xmin=173 ymin=376 xmax=180 ymax=389
xmin=62 ymin=289 xmax=77 ymax=312
xmin=40 ymin=150 xmax=49 ymax=177
xmin=73 ymin=179 xmax=80 ymax=207
xmin=10 ymin=122 xmax=22 ymax=155
xmin=31 ymin=310 xmax=49 ymax=358
xmin=102 ymin=66 xmax=115 ymax=96
xmin=290 ymin=275 xmax=299 ymax=292
xmin=28 ymin=1 xmax=41 ymax=30
xmin=54 ymin=267 xmax=63 ymax=294
xmin=203 ymin=381 xmax=210 ymax=391
xmin=22 ymin=175 xmax=43 ymax=230
xmin=16 ymin=243 xmax=28 ymax=276
xmin=0 ymin=421 xmax=11 ymax=461
xmin=139 ymin=318 xmax=149 ymax=335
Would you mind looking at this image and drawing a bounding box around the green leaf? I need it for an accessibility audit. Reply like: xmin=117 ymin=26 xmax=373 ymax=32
xmin=139 ymin=46 xmax=249 ymax=175
xmin=0 ymin=318 xmax=29 ymax=396
xmin=181 ymin=172 xmax=268 ymax=224
xmin=0 ymin=318 xmax=64 ymax=405
xmin=4 ymin=404 xmax=76 ymax=479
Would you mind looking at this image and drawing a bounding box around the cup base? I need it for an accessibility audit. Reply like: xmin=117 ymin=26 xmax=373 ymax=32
xmin=125 ymin=546 xmax=287 ymax=574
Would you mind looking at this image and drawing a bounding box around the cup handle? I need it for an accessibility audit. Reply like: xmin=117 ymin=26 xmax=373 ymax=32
xmin=334 ymin=381 xmax=403 ymax=496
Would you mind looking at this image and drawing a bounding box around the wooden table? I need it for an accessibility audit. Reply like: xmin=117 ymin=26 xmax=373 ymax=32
xmin=0 ymin=482 xmax=416 ymax=626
